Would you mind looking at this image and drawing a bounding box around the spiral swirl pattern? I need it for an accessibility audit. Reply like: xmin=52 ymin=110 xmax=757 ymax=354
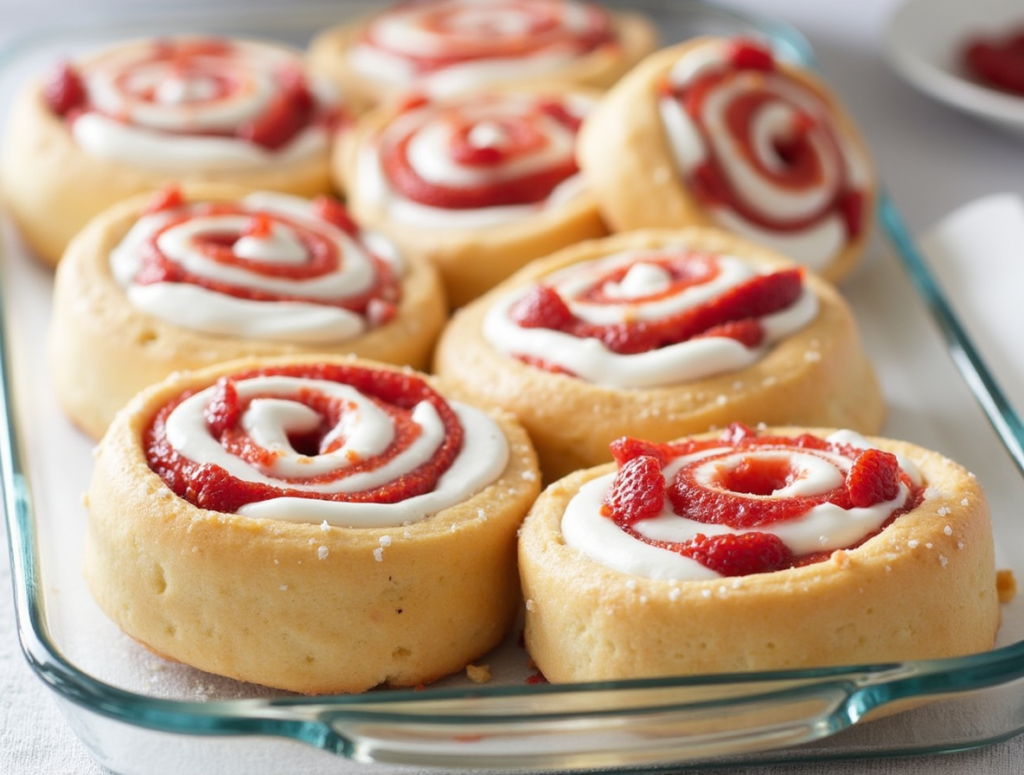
xmin=348 ymin=0 xmax=616 ymax=95
xmin=145 ymin=363 xmax=509 ymax=527
xmin=66 ymin=36 xmax=338 ymax=170
xmin=483 ymin=246 xmax=819 ymax=388
xmin=657 ymin=39 xmax=870 ymax=272
xmin=562 ymin=427 xmax=923 ymax=581
xmin=358 ymin=91 xmax=591 ymax=228
xmin=110 ymin=191 xmax=403 ymax=343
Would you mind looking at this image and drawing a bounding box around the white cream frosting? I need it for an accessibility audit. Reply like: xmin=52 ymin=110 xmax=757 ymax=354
xmin=482 ymin=248 xmax=818 ymax=388
xmin=71 ymin=37 xmax=337 ymax=171
xmin=110 ymin=191 xmax=403 ymax=343
xmin=562 ymin=431 xmax=923 ymax=581
xmin=657 ymin=39 xmax=871 ymax=272
xmin=164 ymin=374 xmax=509 ymax=527
xmin=359 ymin=92 xmax=591 ymax=228
xmin=347 ymin=0 xmax=609 ymax=96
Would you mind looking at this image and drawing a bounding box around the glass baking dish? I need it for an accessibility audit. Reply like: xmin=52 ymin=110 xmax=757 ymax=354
xmin=2 ymin=2 xmax=1024 ymax=774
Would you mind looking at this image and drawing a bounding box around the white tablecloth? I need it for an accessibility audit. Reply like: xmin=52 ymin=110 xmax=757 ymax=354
xmin=2 ymin=0 xmax=1023 ymax=772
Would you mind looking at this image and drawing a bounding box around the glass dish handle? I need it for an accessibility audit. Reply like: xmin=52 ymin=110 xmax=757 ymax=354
xmin=877 ymin=190 xmax=1024 ymax=476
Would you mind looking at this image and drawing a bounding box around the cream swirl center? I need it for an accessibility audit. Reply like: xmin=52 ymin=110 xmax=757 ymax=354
xmin=357 ymin=92 xmax=591 ymax=228
xmin=562 ymin=431 xmax=923 ymax=581
xmin=347 ymin=0 xmax=615 ymax=97
xmin=657 ymin=39 xmax=871 ymax=271
xmin=482 ymin=247 xmax=819 ymax=388
xmin=69 ymin=37 xmax=337 ymax=171
xmin=110 ymin=192 xmax=403 ymax=344
xmin=161 ymin=374 xmax=509 ymax=528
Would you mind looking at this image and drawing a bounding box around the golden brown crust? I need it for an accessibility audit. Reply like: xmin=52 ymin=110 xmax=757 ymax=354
xmin=83 ymin=355 xmax=540 ymax=694
xmin=307 ymin=8 xmax=660 ymax=112
xmin=576 ymin=38 xmax=876 ymax=285
xmin=433 ymin=228 xmax=885 ymax=481
xmin=0 ymin=81 xmax=333 ymax=267
xmin=48 ymin=183 xmax=448 ymax=440
xmin=519 ymin=428 xmax=1000 ymax=682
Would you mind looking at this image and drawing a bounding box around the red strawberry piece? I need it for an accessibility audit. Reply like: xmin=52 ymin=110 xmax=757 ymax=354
xmin=277 ymin=67 xmax=315 ymax=114
xmin=721 ymin=422 xmax=758 ymax=444
xmin=145 ymin=184 xmax=184 ymax=214
xmin=44 ymin=61 xmax=87 ymax=116
xmin=188 ymin=463 xmax=254 ymax=513
xmin=601 ymin=455 xmax=666 ymax=525
xmin=964 ymin=39 xmax=1024 ymax=95
xmin=689 ymin=160 xmax=730 ymax=205
xmin=712 ymin=269 xmax=804 ymax=321
xmin=508 ymin=285 xmax=575 ymax=331
xmin=204 ymin=378 xmax=240 ymax=436
xmin=312 ymin=196 xmax=359 ymax=236
xmin=683 ymin=531 xmax=793 ymax=577
xmin=728 ymin=40 xmax=776 ymax=72
xmin=513 ymin=354 xmax=576 ymax=377
xmin=536 ymin=99 xmax=582 ymax=131
xmin=846 ymin=448 xmax=901 ymax=507
xmin=394 ymin=91 xmax=430 ymax=114
xmin=245 ymin=212 xmax=274 ymax=240
xmin=693 ymin=318 xmax=764 ymax=347
xmin=609 ymin=437 xmax=674 ymax=467
xmin=238 ymin=87 xmax=311 ymax=150
xmin=839 ymin=189 xmax=864 ymax=238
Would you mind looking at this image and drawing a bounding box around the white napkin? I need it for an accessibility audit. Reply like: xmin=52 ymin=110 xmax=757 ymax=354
xmin=919 ymin=193 xmax=1024 ymax=416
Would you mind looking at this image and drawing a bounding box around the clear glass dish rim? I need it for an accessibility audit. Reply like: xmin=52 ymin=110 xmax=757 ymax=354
xmin=0 ymin=0 xmax=1023 ymax=768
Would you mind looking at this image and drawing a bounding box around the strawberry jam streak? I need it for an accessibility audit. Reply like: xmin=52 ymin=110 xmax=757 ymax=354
xmin=601 ymin=424 xmax=922 ymax=576
xmin=42 ymin=38 xmax=339 ymax=150
xmin=663 ymin=39 xmax=863 ymax=238
xmin=145 ymin=364 xmax=463 ymax=514
xmin=134 ymin=196 xmax=399 ymax=316
xmin=508 ymin=254 xmax=801 ymax=357
xmin=381 ymin=98 xmax=582 ymax=209
xmin=361 ymin=0 xmax=616 ymax=74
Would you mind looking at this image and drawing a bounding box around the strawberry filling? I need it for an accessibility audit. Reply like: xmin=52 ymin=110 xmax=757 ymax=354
xmin=42 ymin=38 xmax=339 ymax=150
xmin=379 ymin=97 xmax=583 ymax=210
xmin=599 ymin=423 xmax=922 ymax=576
xmin=360 ymin=0 xmax=616 ymax=74
xmin=507 ymin=261 xmax=802 ymax=357
xmin=145 ymin=364 xmax=464 ymax=514
xmin=131 ymin=197 xmax=400 ymax=317
xmin=661 ymin=38 xmax=864 ymax=239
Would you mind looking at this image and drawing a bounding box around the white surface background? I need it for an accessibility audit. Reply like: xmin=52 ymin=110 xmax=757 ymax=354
xmin=2 ymin=0 xmax=1024 ymax=773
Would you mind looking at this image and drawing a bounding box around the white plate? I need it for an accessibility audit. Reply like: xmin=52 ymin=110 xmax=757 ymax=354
xmin=884 ymin=0 xmax=1024 ymax=138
